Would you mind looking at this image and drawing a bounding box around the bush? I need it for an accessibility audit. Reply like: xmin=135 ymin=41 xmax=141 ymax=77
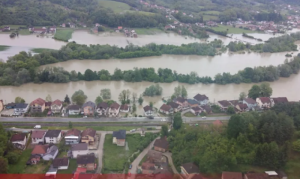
xmin=292 ymin=140 xmax=300 ymax=152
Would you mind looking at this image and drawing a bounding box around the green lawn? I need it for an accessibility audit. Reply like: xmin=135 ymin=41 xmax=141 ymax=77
xmin=18 ymin=29 xmax=31 ymax=35
xmin=31 ymin=48 xmax=56 ymax=53
xmin=135 ymin=28 xmax=163 ymax=35
xmin=8 ymin=149 xmax=32 ymax=173
xmin=0 ymin=45 xmax=9 ymax=51
xmin=211 ymin=25 xmax=255 ymax=34
xmin=58 ymin=159 xmax=78 ymax=174
xmin=98 ymin=0 xmax=130 ymax=13
xmin=202 ymin=11 xmax=220 ymax=15
xmin=54 ymin=29 xmax=74 ymax=42
xmin=203 ymin=15 xmax=219 ymax=21
xmin=183 ymin=112 xmax=196 ymax=117
xmin=24 ymin=160 xmax=52 ymax=174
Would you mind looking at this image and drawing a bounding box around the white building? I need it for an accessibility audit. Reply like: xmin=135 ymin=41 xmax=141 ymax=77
xmin=51 ymin=100 xmax=63 ymax=113
xmin=143 ymin=105 xmax=153 ymax=117
xmin=31 ymin=130 xmax=47 ymax=144
xmin=10 ymin=133 xmax=27 ymax=149
xmin=68 ymin=105 xmax=81 ymax=115
xmin=14 ymin=103 xmax=29 ymax=116
xmin=45 ymin=130 xmax=62 ymax=144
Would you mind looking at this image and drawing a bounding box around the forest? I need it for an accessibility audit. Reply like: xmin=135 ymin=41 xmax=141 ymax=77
xmin=169 ymin=105 xmax=300 ymax=174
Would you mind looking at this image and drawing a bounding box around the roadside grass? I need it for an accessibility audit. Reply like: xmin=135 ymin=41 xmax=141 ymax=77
xmin=98 ymin=0 xmax=130 ymax=13
xmin=203 ymin=15 xmax=219 ymax=21
xmin=211 ymin=25 xmax=255 ymax=34
xmin=0 ymin=45 xmax=9 ymax=51
xmin=54 ymin=29 xmax=74 ymax=42
xmin=31 ymin=48 xmax=56 ymax=53
xmin=57 ymin=159 xmax=77 ymax=174
xmin=135 ymin=28 xmax=163 ymax=35
xmin=183 ymin=112 xmax=196 ymax=117
xmin=8 ymin=149 xmax=32 ymax=173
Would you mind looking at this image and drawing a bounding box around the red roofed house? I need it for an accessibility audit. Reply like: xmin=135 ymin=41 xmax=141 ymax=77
xmin=218 ymin=100 xmax=232 ymax=111
xmin=159 ymin=104 xmax=173 ymax=114
xmin=191 ymin=106 xmax=203 ymax=116
xmin=141 ymin=162 xmax=156 ymax=174
xmin=174 ymin=97 xmax=189 ymax=109
xmin=31 ymin=98 xmax=46 ymax=113
xmin=256 ymin=97 xmax=272 ymax=109
xmin=222 ymin=172 xmax=243 ymax=179
xmin=154 ymin=137 xmax=169 ymax=152
xmin=236 ymin=103 xmax=248 ymax=112
xmin=31 ymin=130 xmax=47 ymax=144
xmin=11 ymin=133 xmax=27 ymax=149
xmin=271 ymin=97 xmax=289 ymax=107
xmin=109 ymin=102 xmax=120 ymax=117
xmin=51 ymin=100 xmax=63 ymax=113
xmin=45 ymin=102 xmax=52 ymax=110
xmin=31 ymin=145 xmax=48 ymax=155
xmin=120 ymin=104 xmax=129 ymax=113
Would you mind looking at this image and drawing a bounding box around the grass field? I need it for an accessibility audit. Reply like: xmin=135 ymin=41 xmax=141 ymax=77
xmin=203 ymin=11 xmax=220 ymax=15
xmin=203 ymin=15 xmax=219 ymax=21
xmin=98 ymin=0 xmax=130 ymax=13
xmin=54 ymin=29 xmax=74 ymax=42
xmin=0 ymin=45 xmax=9 ymax=51
xmin=8 ymin=149 xmax=32 ymax=173
xmin=184 ymin=112 xmax=196 ymax=117
xmin=211 ymin=25 xmax=255 ymax=34
xmin=135 ymin=28 xmax=163 ymax=35
xmin=31 ymin=48 xmax=56 ymax=53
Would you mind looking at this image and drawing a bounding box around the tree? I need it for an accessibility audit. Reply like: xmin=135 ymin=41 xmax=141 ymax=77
xmin=119 ymin=89 xmax=131 ymax=105
xmin=71 ymin=90 xmax=87 ymax=106
xmin=15 ymin=97 xmax=25 ymax=103
xmin=69 ymin=121 xmax=73 ymax=129
xmin=95 ymin=96 xmax=103 ymax=104
xmin=132 ymin=93 xmax=137 ymax=104
xmin=64 ymin=95 xmax=70 ymax=104
xmin=173 ymin=112 xmax=183 ymax=130
xmin=248 ymin=85 xmax=261 ymax=99
xmin=0 ymin=157 xmax=8 ymax=173
xmin=173 ymin=85 xmax=188 ymax=98
xmin=100 ymin=89 xmax=111 ymax=100
xmin=227 ymin=106 xmax=236 ymax=114
xmin=45 ymin=94 xmax=52 ymax=102
xmin=5 ymin=151 xmax=21 ymax=164
xmin=161 ymin=125 xmax=168 ymax=137
xmin=138 ymin=95 xmax=144 ymax=105
xmin=181 ymin=86 xmax=188 ymax=98
xmin=143 ymin=84 xmax=163 ymax=97
xmin=149 ymin=102 xmax=154 ymax=108
xmin=260 ymin=82 xmax=272 ymax=97
xmin=239 ymin=92 xmax=247 ymax=100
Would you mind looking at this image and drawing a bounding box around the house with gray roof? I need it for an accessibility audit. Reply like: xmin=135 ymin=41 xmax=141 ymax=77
xmin=71 ymin=143 xmax=88 ymax=158
xmin=82 ymin=101 xmax=96 ymax=116
xmin=43 ymin=145 xmax=58 ymax=160
xmin=45 ymin=130 xmax=62 ymax=144
xmin=193 ymin=94 xmax=209 ymax=105
xmin=243 ymin=98 xmax=257 ymax=110
xmin=113 ymin=130 xmax=126 ymax=146
xmin=14 ymin=103 xmax=29 ymax=116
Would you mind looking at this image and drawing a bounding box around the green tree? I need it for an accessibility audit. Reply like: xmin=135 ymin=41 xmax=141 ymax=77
xmin=0 ymin=157 xmax=8 ymax=173
xmin=161 ymin=125 xmax=168 ymax=137
xmin=71 ymin=90 xmax=87 ymax=106
xmin=138 ymin=95 xmax=144 ymax=105
xmin=239 ymin=92 xmax=247 ymax=100
xmin=181 ymin=85 xmax=188 ymax=98
xmin=118 ymin=89 xmax=131 ymax=105
xmin=5 ymin=151 xmax=21 ymax=164
xmin=64 ymin=95 xmax=70 ymax=104
xmin=248 ymin=85 xmax=261 ymax=99
xmin=15 ymin=97 xmax=25 ymax=103
xmin=173 ymin=112 xmax=182 ymax=130
xmin=95 ymin=96 xmax=103 ymax=104
xmin=68 ymin=121 xmax=73 ymax=129
xmin=100 ymin=89 xmax=111 ymax=100
xmin=132 ymin=104 xmax=137 ymax=113
xmin=45 ymin=94 xmax=52 ymax=102
xmin=149 ymin=102 xmax=154 ymax=108
xmin=227 ymin=106 xmax=236 ymax=114
xmin=293 ymin=140 xmax=300 ymax=152
xmin=260 ymin=82 xmax=272 ymax=97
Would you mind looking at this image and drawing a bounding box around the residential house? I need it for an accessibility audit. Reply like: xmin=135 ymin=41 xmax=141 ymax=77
xmin=5 ymin=102 xmax=16 ymax=109
xmin=32 ymin=145 xmax=48 ymax=155
xmin=31 ymin=130 xmax=47 ymax=144
xmin=271 ymin=97 xmax=289 ymax=106
xmin=82 ymin=101 xmax=96 ymax=116
xmin=187 ymin=99 xmax=199 ymax=108
xmin=174 ymin=97 xmax=189 ymax=109
xmin=45 ymin=102 xmax=52 ymax=109
xmin=244 ymin=173 xmax=270 ymax=179
xmin=11 ymin=133 xmax=27 ymax=149
xmin=43 ymin=145 xmax=59 ymax=160
xmin=52 ymin=157 xmax=69 ymax=170
xmin=154 ymin=137 xmax=168 ymax=152
xmin=2 ymin=26 xmax=10 ymax=31
xmin=71 ymin=143 xmax=89 ymax=158
xmin=0 ymin=100 xmax=3 ymax=112
xmin=236 ymin=103 xmax=248 ymax=112
xmin=45 ymin=130 xmax=62 ymax=144
xmin=256 ymin=97 xmax=272 ymax=109
xmin=201 ymin=105 xmax=212 ymax=114
xmin=31 ymin=27 xmax=47 ymax=34
xmin=159 ymin=104 xmax=173 ymax=114
xmin=108 ymin=102 xmax=120 ymax=117
xmin=27 ymin=155 xmax=41 ymax=165
xmin=62 ymin=23 xmax=66 ymax=28
xmin=31 ymin=98 xmax=46 ymax=113
xmin=51 ymin=100 xmax=63 ymax=113
xmin=112 ymin=130 xmax=126 ymax=146
xmin=81 ymin=128 xmax=96 ymax=145
xmin=222 ymin=172 xmax=243 ymax=179
xmin=68 ymin=23 xmax=76 ymax=28
xmin=147 ymin=150 xmax=165 ymax=163
xmin=120 ymin=104 xmax=130 ymax=113
xmin=180 ymin=163 xmax=200 ymax=175
xmin=141 ymin=162 xmax=156 ymax=174
xmin=77 ymin=154 xmax=96 ymax=171
xmin=229 ymin=100 xmax=239 ymax=106
xmin=96 ymin=102 xmax=109 ymax=116
xmin=49 ymin=26 xmax=56 ymax=33
xmin=14 ymin=103 xmax=29 ymax=115
xmin=169 ymin=102 xmax=181 ymax=112
xmin=243 ymin=98 xmax=257 ymax=110
xmin=143 ymin=105 xmax=154 ymax=117
xmin=190 ymin=106 xmax=203 ymax=116
xmin=218 ymin=100 xmax=232 ymax=111
xmin=68 ymin=105 xmax=81 ymax=115
xmin=65 ymin=129 xmax=81 ymax=144
xmin=193 ymin=94 xmax=209 ymax=105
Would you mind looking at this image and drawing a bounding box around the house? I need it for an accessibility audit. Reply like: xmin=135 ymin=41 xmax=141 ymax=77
xmin=71 ymin=143 xmax=89 ymax=158
xmin=96 ymin=102 xmax=109 ymax=116
xmin=236 ymin=103 xmax=248 ymax=112
xmin=193 ymin=94 xmax=209 ymax=105
xmin=43 ymin=145 xmax=59 ymax=160
xmin=147 ymin=150 xmax=164 ymax=163
xmin=52 ymin=157 xmax=69 ymax=170
xmin=141 ymin=162 xmax=156 ymax=174
xmin=120 ymin=104 xmax=130 ymax=113
xmin=13 ymin=103 xmax=29 ymax=116
xmin=169 ymin=102 xmax=181 ymax=112
xmin=187 ymin=99 xmax=199 ymax=108
xmin=31 ymin=27 xmax=47 ymax=34
xmin=112 ymin=130 xmax=126 ymax=146
xmin=243 ymin=98 xmax=257 ymax=110
xmin=174 ymin=97 xmax=189 ymax=108
xmin=118 ymin=26 xmax=123 ymax=30
xmin=51 ymin=100 xmax=63 ymax=113
xmin=49 ymin=26 xmax=56 ymax=33
xmin=77 ymin=154 xmax=96 ymax=171
xmin=190 ymin=106 xmax=202 ymax=116
xmin=65 ymin=129 xmax=81 ymax=144
xmin=244 ymin=173 xmax=270 ymax=179
xmin=218 ymin=100 xmax=232 ymax=111
xmin=229 ymin=100 xmax=239 ymax=106
xmin=144 ymin=105 xmax=154 ymax=117
xmin=109 ymin=102 xmax=120 ymax=117
xmin=45 ymin=102 xmax=52 ymax=109
xmin=271 ymin=97 xmax=289 ymax=106
xmin=201 ymin=105 xmax=212 ymax=114
xmin=69 ymin=23 xmax=76 ymax=28
xmin=62 ymin=23 xmax=66 ymax=28
xmin=68 ymin=105 xmax=81 ymax=115
xmin=159 ymin=104 xmax=173 ymax=114
xmin=81 ymin=128 xmax=96 ymax=145
xmin=27 ymin=155 xmax=41 ymax=165
xmin=45 ymin=130 xmax=62 ymax=144
xmin=5 ymin=102 xmax=16 ymax=109
xmin=82 ymin=101 xmax=96 ymax=116
xmin=154 ymin=137 xmax=168 ymax=152
xmin=11 ymin=133 xmax=27 ymax=149
xmin=31 ymin=98 xmax=46 ymax=113
xmin=32 ymin=145 xmax=48 ymax=155
xmin=180 ymin=163 xmax=200 ymax=175
xmin=95 ymin=23 xmax=101 ymax=27
xmin=256 ymin=97 xmax=272 ymax=109
xmin=222 ymin=172 xmax=243 ymax=179
xmin=31 ymin=130 xmax=47 ymax=144
xmin=0 ymin=100 xmax=3 ymax=112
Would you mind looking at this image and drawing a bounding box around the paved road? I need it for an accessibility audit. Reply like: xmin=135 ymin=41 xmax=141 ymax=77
xmin=164 ymin=152 xmax=179 ymax=174
xmin=129 ymin=137 xmax=160 ymax=175
xmin=182 ymin=116 xmax=230 ymax=122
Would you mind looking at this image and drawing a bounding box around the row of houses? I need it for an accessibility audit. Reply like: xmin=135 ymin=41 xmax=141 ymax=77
xmin=28 ymin=26 xmax=56 ymax=34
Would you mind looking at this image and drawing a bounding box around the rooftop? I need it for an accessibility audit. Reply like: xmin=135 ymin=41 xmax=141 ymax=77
xmin=65 ymin=129 xmax=81 ymax=137
xmin=31 ymin=130 xmax=47 ymax=138
xmin=143 ymin=105 xmax=152 ymax=112
xmin=77 ymin=154 xmax=95 ymax=165
xmin=11 ymin=133 xmax=26 ymax=142
xmin=181 ymin=163 xmax=200 ymax=174
xmin=81 ymin=128 xmax=96 ymax=137
xmin=193 ymin=94 xmax=208 ymax=101
xmin=71 ymin=143 xmax=88 ymax=151
xmin=32 ymin=145 xmax=48 ymax=155
xmin=113 ymin=130 xmax=126 ymax=139
xmin=160 ymin=104 xmax=172 ymax=111
xmin=218 ymin=100 xmax=232 ymax=107
xmin=154 ymin=137 xmax=168 ymax=150
xmin=45 ymin=130 xmax=61 ymax=138
xmin=52 ymin=157 xmax=69 ymax=168
xmin=222 ymin=172 xmax=243 ymax=179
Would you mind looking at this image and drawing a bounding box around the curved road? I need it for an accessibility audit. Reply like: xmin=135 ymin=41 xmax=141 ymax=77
xmin=164 ymin=152 xmax=179 ymax=174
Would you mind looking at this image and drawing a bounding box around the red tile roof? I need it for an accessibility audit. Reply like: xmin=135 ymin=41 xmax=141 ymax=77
xmin=10 ymin=133 xmax=26 ymax=142
xmin=272 ymin=97 xmax=288 ymax=104
xmin=66 ymin=129 xmax=81 ymax=137
xmin=258 ymin=97 xmax=271 ymax=104
xmin=31 ymin=98 xmax=46 ymax=106
xmin=52 ymin=99 xmax=62 ymax=106
xmin=154 ymin=137 xmax=169 ymax=150
xmin=31 ymin=130 xmax=47 ymax=138
xmin=222 ymin=172 xmax=243 ymax=179
xmin=160 ymin=104 xmax=172 ymax=111
xmin=32 ymin=145 xmax=48 ymax=154
xmin=120 ymin=104 xmax=129 ymax=110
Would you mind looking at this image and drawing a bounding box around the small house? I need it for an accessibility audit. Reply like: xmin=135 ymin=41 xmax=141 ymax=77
xmin=187 ymin=99 xmax=199 ymax=108
xmin=43 ymin=145 xmax=59 ymax=161
xmin=52 ymin=157 xmax=69 ymax=170
xmin=193 ymin=94 xmax=209 ymax=105
xmin=45 ymin=130 xmax=62 ymax=144
xmin=71 ymin=143 xmax=89 ymax=158
xmin=120 ymin=104 xmax=129 ymax=113
xmin=82 ymin=101 xmax=96 ymax=116
xmin=190 ymin=106 xmax=202 ymax=116
xmin=51 ymin=100 xmax=63 ymax=113
xmin=11 ymin=133 xmax=27 ymax=149
xmin=271 ymin=97 xmax=289 ymax=107
xmin=32 ymin=145 xmax=48 ymax=155
xmin=180 ymin=163 xmax=200 ymax=175
xmin=96 ymin=102 xmax=109 ymax=116
xmin=45 ymin=102 xmax=52 ymax=109
xmin=153 ymin=137 xmax=168 ymax=152
xmin=243 ymin=98 xmax=257 ymax=110
xmin=112 ymin=130 xmax=126 ymax=146
xmin=65 ymin=129 xmax=81 ymax=144
xmin=14 ymin=103 xmax=29 ymax=116
xmin=109 ymin=102 xmax=120 ymax=117
xmin=236 ymin=103 xmax=248 ymax=112
xmin=256 ymin=97 xmax=272 ymax=109
xmin=147 ymin=150 xmax=164 ymax=163
xmin=222 ymin=172 xmax=243 ymax=179
xmin=143 ymin=105 xmax=154 ymax=117
xmin=201 ymin=105 xmax=212 ymax=114
xmin=77 ymin=154 xmax=96 ymax=171
xmin=31 ymin=98 xmax=46 ymax=113
xmin=27 ymin=155 xmax=41 ymax=165
xmin=159 ymin=104 xmax=173 ymax=114
xmin=68 ymin=105 xmax=81 ymax=115
xmin=174 ymin=97 xmax=188 ymax=109
xmin=31 ymin=130 xmax=47 ymax=144
xmin=169 ymin=102 xmax=181 ymax=112
xmin=81 ymin=128 xmax=96 ymax=145
xmin=218 ymin=100 xmax=232 ymax=111
xmin=141 ymin=162 xmax=156 ymax=174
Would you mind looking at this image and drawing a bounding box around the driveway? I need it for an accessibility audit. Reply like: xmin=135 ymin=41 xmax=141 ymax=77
xmin=164 ymin=152 xmax=179 ymax=174
xmin=96 ymin=131 xmax=107 ymax=173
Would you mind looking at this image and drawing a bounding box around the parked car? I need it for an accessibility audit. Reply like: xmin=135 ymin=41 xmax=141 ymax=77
xmin=129 ymin=164 xmax=132 ymax=169
xmin=148 ymin=116 xmax=154 ymax=119
xmin=130 ymin=129 xmax=136 ymax=133
xmin=34 ymin=125 xmax=41 ymax=129
xmin=83 ymin=116 xmax=87 ymax=118
xmin=202 ymin=116 xmax=206 ymax=119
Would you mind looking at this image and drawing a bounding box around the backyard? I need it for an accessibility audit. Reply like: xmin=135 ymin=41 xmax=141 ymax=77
xmin=135 ymin=28 xmax=163 ymax=35
xmin=8 ymin=149 xmax=32 ymax=173
xmin=54 ymin=29 xmax=74 ymax=42
xmin=211 ymin=25 xmax=255 ymax=34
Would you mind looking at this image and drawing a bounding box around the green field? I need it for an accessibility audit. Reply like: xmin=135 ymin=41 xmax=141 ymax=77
xmin=54 ymin=29 xmax=74 ymax=42
xmin=183 ymin=112 xmax=196 ymax=117
xmin=203 ymin=11 xmax=220 ymax=15
xmin=98 ymin=0 xmax=130 ymax=13
xmin=135 ymin=28 xmax=163 ymax=35
xmin=203 ymin=15 xmax=219 ymax=21
xmin=31 ymin=48 xmax=56 ymax=53
xmin=8 ymin=149 xmax=32 ymax=173
xmin=0 ymin=45 xmax=9 ymax=51
xmin=211 ymin=25 xmax=255 ymax=34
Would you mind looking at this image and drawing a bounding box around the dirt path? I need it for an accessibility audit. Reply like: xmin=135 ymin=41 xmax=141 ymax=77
xmin=164 ymin=152 xmax=179 ymax=174
xmin=96 ymin=132 xmax=107 ymax=173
